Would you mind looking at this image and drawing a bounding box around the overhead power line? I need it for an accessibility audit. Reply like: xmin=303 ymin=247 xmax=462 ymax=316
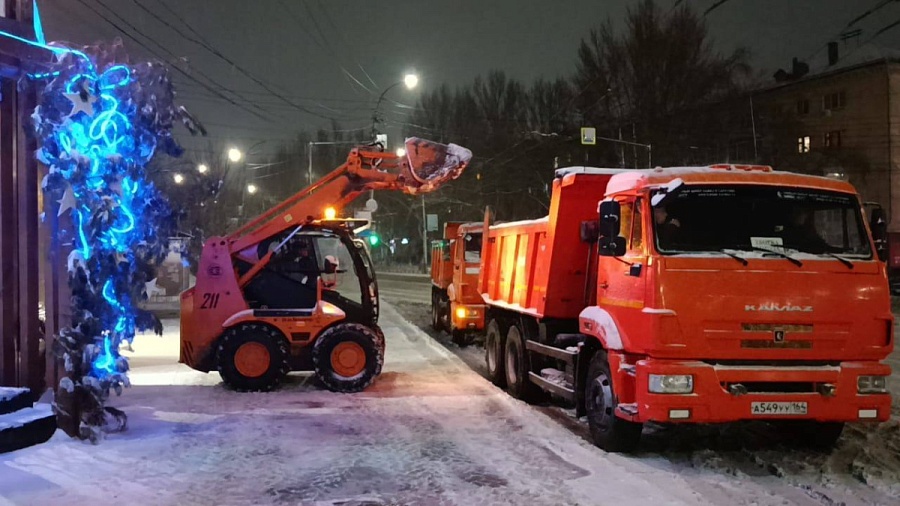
xmin=73 ymin=0 xmax=270 ymax=122
xmin=129 ymin=0 xmax=340 ymax=122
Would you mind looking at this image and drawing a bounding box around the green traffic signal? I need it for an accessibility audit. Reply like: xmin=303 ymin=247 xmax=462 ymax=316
xmin=368 ymin=234 xmax=380 ymax=246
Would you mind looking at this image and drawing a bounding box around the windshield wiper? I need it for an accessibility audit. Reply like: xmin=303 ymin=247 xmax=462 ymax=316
xmin=818 ymin=252 xmax=854 ymax=269
xmin=717 ymin=249 xmax=749 ymax=266
xmin=738 ymin=245 xmax=804 ymax=267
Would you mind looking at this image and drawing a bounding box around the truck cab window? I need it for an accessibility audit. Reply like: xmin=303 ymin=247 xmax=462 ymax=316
xmin=630 ymin=198 xmax=644 ymax=252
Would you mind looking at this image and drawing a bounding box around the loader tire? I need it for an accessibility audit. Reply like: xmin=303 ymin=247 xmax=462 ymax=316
xmin=585 ymin=350 xmax=642 ymax=453
xmin=313 ymin=323 xmax=383 ymax=393
xmin=504 ymin=326 xmax=541 ymax=402
xmin=485 ymin=320 xmax=506 ymax=387
xmin=217 ymin=323 xmax=290 ymax=392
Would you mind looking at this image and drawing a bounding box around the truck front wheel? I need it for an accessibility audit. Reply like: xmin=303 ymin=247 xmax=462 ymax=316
xmin=431 ymin=295 xmax=444 ymax=332
xmin=485 ymin=320 xmax=505 ymax=387
xmin=585 ymin=351 xmax=642 ymax=452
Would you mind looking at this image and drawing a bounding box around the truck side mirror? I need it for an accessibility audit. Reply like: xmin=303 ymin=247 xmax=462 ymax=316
xmin=598 ymin=200 xmax=627 ymax=257
xmin=870 ymin=207 xmax=889 ymax=262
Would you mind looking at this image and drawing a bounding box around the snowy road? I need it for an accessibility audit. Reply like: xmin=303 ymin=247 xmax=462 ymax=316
xmin=2 ymin=298 xmax=899 ymax=505
xmin=0 ymin=304 xmax=720 ymax=506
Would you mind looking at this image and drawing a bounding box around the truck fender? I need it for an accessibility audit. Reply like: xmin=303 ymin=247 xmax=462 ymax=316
xmin=578 ymin=306 xmax=623 ymax=350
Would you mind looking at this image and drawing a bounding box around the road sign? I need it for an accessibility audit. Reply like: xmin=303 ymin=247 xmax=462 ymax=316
xmin=581 ymin=127 xmax=596 ymax=145
xmin=426 ymin=214 xmax=439 ymax=232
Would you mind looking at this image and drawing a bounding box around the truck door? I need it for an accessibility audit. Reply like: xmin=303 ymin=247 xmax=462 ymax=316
xmin=597 ymin=198 xmax=648 ymax=336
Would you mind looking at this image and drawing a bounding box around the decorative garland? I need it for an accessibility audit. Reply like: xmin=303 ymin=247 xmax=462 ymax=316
xmin=31 ymin=40 xmax=203 ymax=442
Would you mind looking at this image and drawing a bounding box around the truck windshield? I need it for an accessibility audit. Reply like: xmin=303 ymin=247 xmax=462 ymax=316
xmin=653 ymin=185 xmax=872 ymax=258
xmin=463 ymin=233 xmax=482 ymax=263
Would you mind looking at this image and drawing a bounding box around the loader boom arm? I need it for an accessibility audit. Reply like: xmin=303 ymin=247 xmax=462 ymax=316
xmin=228 ymin=138 xmax=471 ymax=254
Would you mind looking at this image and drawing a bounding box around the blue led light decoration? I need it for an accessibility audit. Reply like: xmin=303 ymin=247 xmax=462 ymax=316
xmin=28 ymin=39 xmax=205 ymax=442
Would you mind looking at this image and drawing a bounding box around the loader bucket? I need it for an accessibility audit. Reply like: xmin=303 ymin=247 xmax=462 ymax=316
xmin=403 ymin=137 xmax=472 ymax=189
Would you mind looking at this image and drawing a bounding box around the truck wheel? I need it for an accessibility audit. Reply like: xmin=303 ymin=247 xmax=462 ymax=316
xmin=778 ymin=421 xmax=845 ymax=450
xmin=485 ymin=320 xmax=506 ymax=387
xmin=431 ymin=296 xmax=444 ymax=332
xmin=585 ymin=351 xmax=642 ymax=452
xmin=217 ymin=324 xmax=290 ymax=392
xmin=313 ymin=323 xmax=384 ymax=393
xmin=504 ymin=326 xmax=540 ymax=402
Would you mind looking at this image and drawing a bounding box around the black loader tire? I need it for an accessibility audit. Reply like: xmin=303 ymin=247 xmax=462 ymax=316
xmin=217 ymin=323 xmax=290 ymax=392
xmin=485 ymin=319 xmax=506 ymax=387
xmin=313 ymin=323 xmax=384 ymax=393
xmin=585 ymin=350 xmax=643 ymax=452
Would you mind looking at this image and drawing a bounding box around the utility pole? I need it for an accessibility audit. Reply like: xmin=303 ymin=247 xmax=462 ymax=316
xmin=750 ymin=95 xmax=759 ymax=162
xmin=421 ymin=195 xmax=428 ymax=273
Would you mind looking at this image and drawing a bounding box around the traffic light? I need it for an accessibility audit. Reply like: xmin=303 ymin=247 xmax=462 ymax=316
xmin=368 ymin=233 xmax=380 ymax=246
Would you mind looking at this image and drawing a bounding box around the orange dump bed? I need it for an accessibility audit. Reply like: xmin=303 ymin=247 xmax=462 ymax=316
xmin=479 ymin=169 xmax=621 ymax=318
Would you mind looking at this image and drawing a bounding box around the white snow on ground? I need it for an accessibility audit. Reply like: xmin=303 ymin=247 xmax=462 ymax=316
xmin=3 ymin=301 xmax=899 ymax=505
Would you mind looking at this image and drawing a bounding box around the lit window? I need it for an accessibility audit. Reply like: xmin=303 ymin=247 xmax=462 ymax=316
xmin=798 ymin=136 xmax=810 ymax=153
xmin=824 ymin=131 xmax=841 ymax=148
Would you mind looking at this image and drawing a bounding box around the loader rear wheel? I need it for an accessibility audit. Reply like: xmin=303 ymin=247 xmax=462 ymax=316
xmin=217 ymin=324 xmax=290 ymax=392
xmin=485 ymin=320 xmax=505 ymax=387
xmin=585 ymin=351 xmax=642 ymax=453
xmin=504 ymin=326 xmax=540 ymax=402
xmin=313 ymin=323 xmax=384 ymax=392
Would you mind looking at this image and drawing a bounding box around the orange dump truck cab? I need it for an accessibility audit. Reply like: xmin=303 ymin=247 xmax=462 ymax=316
xmin=430 ymin=221 xmax=485 ymax=345
xmin=479 ymin=165 xmax=893 ymax=452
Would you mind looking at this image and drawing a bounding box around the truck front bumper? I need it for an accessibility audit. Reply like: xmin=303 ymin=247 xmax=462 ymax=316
xmin=628 ymin=359 xmax=892 ymax=424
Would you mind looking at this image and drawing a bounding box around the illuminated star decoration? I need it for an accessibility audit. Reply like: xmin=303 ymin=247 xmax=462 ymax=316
xmin=25 ymin=39 xmax=204 ymax=440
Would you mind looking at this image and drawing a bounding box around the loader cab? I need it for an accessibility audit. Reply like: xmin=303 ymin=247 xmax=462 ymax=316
xmin=240 ymin=224 xmax=379 ymax=326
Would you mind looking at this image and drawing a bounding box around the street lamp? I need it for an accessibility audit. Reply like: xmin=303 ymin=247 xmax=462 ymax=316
xmin=246 ymin=183 xmax=258 ymax=195
xmin=395 ymin=147 xmax=406 ymax=157
xmin=371 ymin=72 xmax=420 ymax=138
xmin=197 ymin=163 xmax=209 ymax=174
xmin=227 ymin=147 xmax=243 ymax=163
xmin=173 ymin=173 xmax=184 ymax=184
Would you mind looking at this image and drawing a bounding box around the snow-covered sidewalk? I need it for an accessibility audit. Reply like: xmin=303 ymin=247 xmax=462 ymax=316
xmin=0 ymin=302 xmax=894 ymax=505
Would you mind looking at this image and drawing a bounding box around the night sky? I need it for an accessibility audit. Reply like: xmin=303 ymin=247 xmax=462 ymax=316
xmin=40 ymin=0 xmax=900 ymax=159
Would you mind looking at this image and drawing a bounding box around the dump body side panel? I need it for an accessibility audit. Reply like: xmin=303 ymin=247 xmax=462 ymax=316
xmin=481 ymin=173 xmax=617 ymax=318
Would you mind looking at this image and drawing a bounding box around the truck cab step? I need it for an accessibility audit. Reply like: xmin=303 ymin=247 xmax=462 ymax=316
xmin=528 ymin=371 xmax=575 ymax=401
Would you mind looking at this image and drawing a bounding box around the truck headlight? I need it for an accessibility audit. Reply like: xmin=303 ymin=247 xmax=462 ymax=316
xmin=649 ymin=374 xmax=693 ymax=394
xmin=857 ymin=375 xmax=888 ymax=394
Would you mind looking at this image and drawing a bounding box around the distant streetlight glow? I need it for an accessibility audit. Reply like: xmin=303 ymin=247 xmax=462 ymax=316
xmin=395 ymin=147 xmax=406 ymax=157
xmin=173 ymin=173 xmax=184 ymax=184
xmin=403 ymin=73 xmax=419 ymax=90
xmin=197 ymin=163 xmax=209 ymax=174
xmin=246 ymin=183 xmax=258 ymax=194
xmin=228 ymin=147 xmax=243 ymax=163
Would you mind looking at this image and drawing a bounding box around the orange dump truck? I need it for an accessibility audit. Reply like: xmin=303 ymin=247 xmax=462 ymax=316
xmin=479 ymin=165 xmax=893 ymax=452
xmin=430 ymin=222 xmax=485 ymax=345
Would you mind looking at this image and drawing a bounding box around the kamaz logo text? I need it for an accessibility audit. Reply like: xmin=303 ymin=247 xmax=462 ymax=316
xmin=745 ymin=304 xmax=813 ymax=312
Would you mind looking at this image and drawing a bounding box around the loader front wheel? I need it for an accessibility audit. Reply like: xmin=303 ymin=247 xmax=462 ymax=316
xmin=313 ymin=323 xmax=384 ymax=392
xmin=217 ymin=324 xmax=290 ymax=392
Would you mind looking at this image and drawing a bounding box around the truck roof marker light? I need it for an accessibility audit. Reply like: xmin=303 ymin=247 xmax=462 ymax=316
xmin=324 ymin=207 xmax=337 ymax=220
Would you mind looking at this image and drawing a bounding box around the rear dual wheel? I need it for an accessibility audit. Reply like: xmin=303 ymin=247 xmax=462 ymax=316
xmin=485 ymin=320 xmax=505 ymax=387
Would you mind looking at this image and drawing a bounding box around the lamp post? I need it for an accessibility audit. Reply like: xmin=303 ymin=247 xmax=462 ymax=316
xmin=370 ymin=73 xmax=419 ymax=140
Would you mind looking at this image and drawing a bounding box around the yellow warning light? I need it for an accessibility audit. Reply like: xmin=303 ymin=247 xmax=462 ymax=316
xmin=324 ymin=207 xmax=337 ymax=220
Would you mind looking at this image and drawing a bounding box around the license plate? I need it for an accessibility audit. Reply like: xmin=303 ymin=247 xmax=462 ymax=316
xmin=750 ymin=401 xmax=808 ymax=416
